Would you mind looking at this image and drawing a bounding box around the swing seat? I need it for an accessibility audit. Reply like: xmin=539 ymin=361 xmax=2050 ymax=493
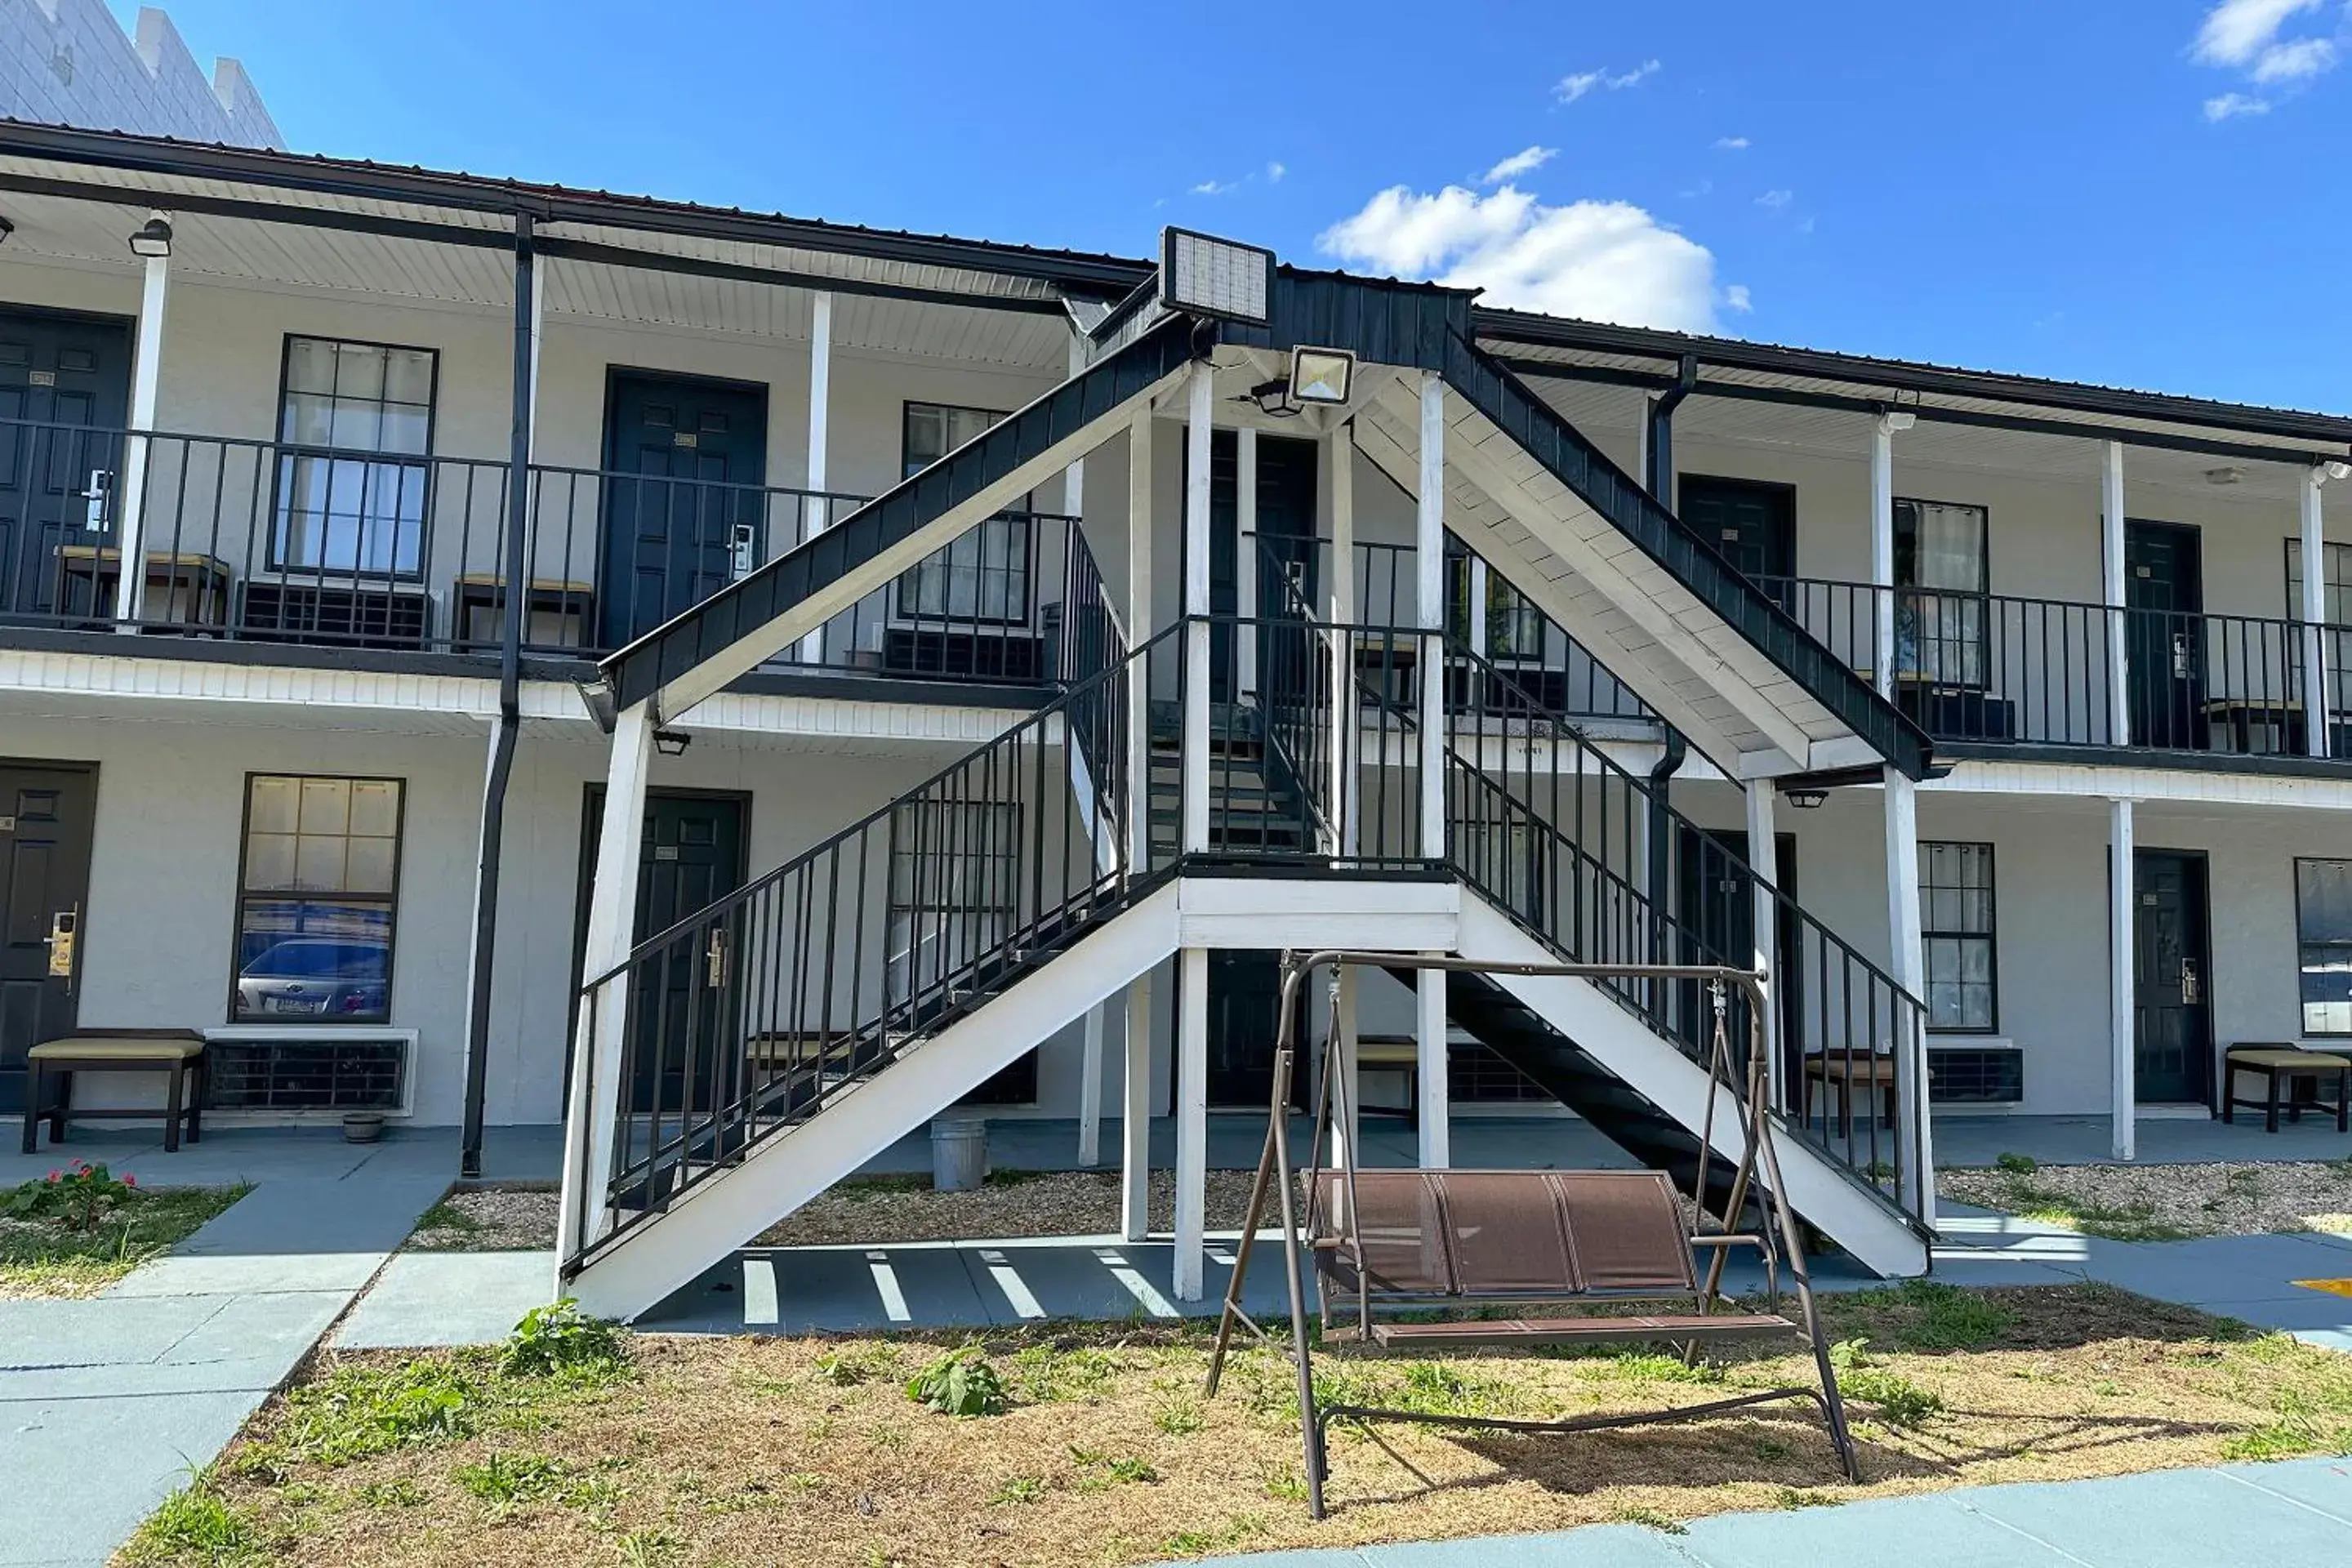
xmin=1311 ymin=1169 xmax=1797 ymax=1348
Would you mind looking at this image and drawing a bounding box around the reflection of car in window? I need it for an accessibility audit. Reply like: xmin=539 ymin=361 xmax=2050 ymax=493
xmin=235 ymin=938 xmax=389 ymax=1020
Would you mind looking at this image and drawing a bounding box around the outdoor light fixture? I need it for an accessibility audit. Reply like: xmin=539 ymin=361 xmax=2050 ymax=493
xmin=1782 ymin=786 xmax=1829 ymax=810
xmin=1159 ymin=227 xmax=1272 ymax=326
xmin=2204 ymin=465 xmax=2247 ymax=487
xmin=1878 ymin=410 xmax=1917 ymax=433
xmin=127 ymin=212 xmax=172 ymax=259
xmin=1287 ymin=345 xmax=1356 ymax=407
xmin=2325 ymin=461 xmax=2352 ymax=483
xmin=653 ymin=728 xmax=692 ymax=757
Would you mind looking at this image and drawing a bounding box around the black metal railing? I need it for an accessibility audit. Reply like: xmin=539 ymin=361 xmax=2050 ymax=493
xmin=0 ymin=415 xmax=1094 ymax=688
xmin=1762 ymin=575 xmax=2352 ymax=760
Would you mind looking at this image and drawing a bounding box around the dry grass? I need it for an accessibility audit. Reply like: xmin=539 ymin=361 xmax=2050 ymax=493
xmin=116 ymin=1283 xmax=2352 ymax=1567
xmin=0 ymin=1183 xmax=248 ymax=1298
xmin=1942 ymin=1158 xmax=2352 ymax=1242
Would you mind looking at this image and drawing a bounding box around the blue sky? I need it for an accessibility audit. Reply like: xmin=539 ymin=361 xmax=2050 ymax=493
xmin=138 ymin=1 xmax=2350 ymax=412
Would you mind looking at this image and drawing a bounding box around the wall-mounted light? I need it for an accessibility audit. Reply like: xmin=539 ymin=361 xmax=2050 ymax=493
xmin=1288 ymin=345 xmax=1355 ymax=407
xmin=2325 ymin=460 xmax=2352 ymax=483
xmin=1878 ymin=409 xmax=1917 ymax=434
xmin=2203 ymin=465 xmax=2246 ymax=487
xmin=1158 ymin=227 xmax=1273 ymax=325
xmin=1782 ymin=786 xmax=1829 ymax=810
xmin=653 ymin=728 xmax=692 ymax=757
xmin=127 ymin=212 xmax=172 ymax=259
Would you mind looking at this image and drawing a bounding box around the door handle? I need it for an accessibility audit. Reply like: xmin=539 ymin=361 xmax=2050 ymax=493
xmin=2180 ymin=956 xmax=2200 ymax=1006
xmin=728 ymin=523 xmax=758 ymax=579
xmin=2172 ymin=632 xmax=2192 ymax=679
xmin=705 ymin=927 xmax=729 ymax=990
xmin=78 ymin=469 xmax=114 ymax=532
xmin=44 ymin=905 xmax=78 ymax=995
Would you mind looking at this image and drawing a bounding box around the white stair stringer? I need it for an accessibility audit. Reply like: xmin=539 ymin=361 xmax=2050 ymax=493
xmin=1455 ymin=892 xmax=1931 ymax=1279
xmin=567 ymin=881 xmax=1184 ymax=1321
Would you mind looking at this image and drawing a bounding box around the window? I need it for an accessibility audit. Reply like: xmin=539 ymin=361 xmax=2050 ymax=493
xmin=274 ymin=336 xmax=437 ymax=577
xmin=1918 ymin=841 xmax=1996 ymax=1031
xmin=1894 ymin=498 xmax=1989 ymax=688
xmin=2296 ymin=858 xmax=2352 ymax=1035
xmin=232 ymin=775 xmax=403 ymax=1025
xmin=896 ymin=402 xmax=1031 ymax=623
xmin=1444 ymin=550 xmax=1546 ymax=659
xmin=889 ymin=799 xmax=1020 ymax=915
xmin=2285 ymin=539 xmax=2352 ymax=624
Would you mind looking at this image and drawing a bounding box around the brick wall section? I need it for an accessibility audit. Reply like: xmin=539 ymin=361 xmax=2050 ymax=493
xmin=0 ymin=2 xmax=281 ymax=149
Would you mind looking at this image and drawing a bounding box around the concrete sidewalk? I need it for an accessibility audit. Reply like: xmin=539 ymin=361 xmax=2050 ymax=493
xmin=0 ymin=1134 xmax=457 ymax=1568
xmin=1192 ymin=1457 xmax=2352 ymax=1566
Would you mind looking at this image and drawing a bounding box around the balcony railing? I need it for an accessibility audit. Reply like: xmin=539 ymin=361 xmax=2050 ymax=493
xmin=1761 ymin=576 xmax=2352 ymax=760
xmin=0 ymin=416 xmax=1090 ymax=688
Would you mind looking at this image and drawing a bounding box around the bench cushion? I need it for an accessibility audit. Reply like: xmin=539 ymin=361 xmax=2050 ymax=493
xmin=1356 ymin=1312 xmax=1794 ymax=1348
xmin=29 ymin=1031 xmax=205 ymax=1062
xmin=1312 ymin=1169 xmax=1696 ymax=1301
xmin=2228 ymin=1046 xmax=2350 ymax=1071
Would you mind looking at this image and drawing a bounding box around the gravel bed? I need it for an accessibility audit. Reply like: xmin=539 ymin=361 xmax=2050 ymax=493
xmin=400 ymin=1170 xmax=1275 ymax=1253
xmin=1941 ymin=1158 xmax=2352 ymax=1241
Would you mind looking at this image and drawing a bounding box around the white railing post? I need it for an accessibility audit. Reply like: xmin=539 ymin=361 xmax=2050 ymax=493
xmin=2109 ymin=796 xmax=2136 ymax=1160
xmin=2303 ymin=466 xmax=2331 ymax=758
xmin=2103 ymin=442 xmax=2131 ymax=746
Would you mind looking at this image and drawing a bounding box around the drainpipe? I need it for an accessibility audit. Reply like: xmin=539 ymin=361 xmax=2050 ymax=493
xmin=1645 ymin=354 xmax=1699 ymax=504
xmin=460 ymin=212 xmax=536 ymax=1179
xmin=1646 ymin=730 xmax=1686 ymax=967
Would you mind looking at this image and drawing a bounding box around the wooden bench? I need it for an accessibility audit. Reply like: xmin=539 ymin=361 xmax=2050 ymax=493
xmin=2223 ymin=1043 xmax=2352 ymax=1133
xmin=1802 ymin=1053 xmax=1897 ymax=1138
xmin=1351 ymin=1034 xmax=1420 ymax=1119
xmin=20 ymin=1030 xmax=207 ymax=1153
xmin=1303 ymin=1168 xmax=1856 ymax=1478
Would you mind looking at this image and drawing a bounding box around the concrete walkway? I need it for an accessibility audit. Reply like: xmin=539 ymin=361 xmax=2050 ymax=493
xmin=1196 ymin=1457 xmax=2352 ymax=1566
xmin=0 ymin=1132 xmax=469 ymax=1568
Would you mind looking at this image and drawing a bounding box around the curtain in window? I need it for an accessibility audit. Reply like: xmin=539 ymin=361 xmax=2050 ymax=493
xmin=1897 ymin=501 xmax=1988 ymax=688
xmin=2298 ymin=858 xmax=2352 ymax=1035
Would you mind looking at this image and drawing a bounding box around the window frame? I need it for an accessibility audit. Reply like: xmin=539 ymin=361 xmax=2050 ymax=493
xmin=2294 ymin=856 xmax=2352 ymax=1037
xmin=893 ymin=399 xmax=1034 ymax=628
xmin=1892 ymin=495 xmax=1992 ymax=693
xmin=228 ymin=771 xmax=406 ymax=1027
xmin=2283 ymin=537 xmax=2352 ymax=625
xmin=1918 ymin=839 xmax=1998 ymax=1035
xmin=268 ymin=332 xmax=441 ymax=581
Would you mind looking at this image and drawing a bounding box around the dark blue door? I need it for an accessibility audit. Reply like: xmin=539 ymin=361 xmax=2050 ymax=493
xmin=0 ymin=310 xmax=130 ymax=624
xmin=599 ymin=372 xmax=768 ymax=648
xmin=2125 ymin=521 xmax=2204 ymax=751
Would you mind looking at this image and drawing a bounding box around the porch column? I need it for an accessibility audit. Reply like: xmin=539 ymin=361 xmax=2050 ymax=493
xmin=1183 ymin=365 xmax=1213 ymax=855
xmin=1174 ymin=946 xmax=1209 ymax=1299
xmin=1744 ymin=782 xmax=1782 ymax=1107
xmin=1120 ymin=972 xmax=1152 ymax=1239
xmin=2302 ymin=466 xmax=2331 ymax=759
xmin=1415 ymin=370 xmax=1450 ymax=1167
xmin=1467 ymin=558 xmax=1489 ymax=659
xmin=1330 ymin=964 xmax=1361 ymax=1174
xmin=112 ymin=218 xmax=172 ymax=626
xmin=555 ymin=702 xmax=657 ymax=1281
xmin=1077 ymin=1004 xmax=1105 ymax=1167
xmin=1327 ymin=422 xmax=1357 ymax=858
xmin=2102 ymin=442 xmax=2131 ymax=746
xmin=1236 ymin=426 xmax=1258 ymax=699
xmin=1127 ymin=405 xmax=1155 ymax=870
xmin=795 ymin=290 xmax=834 ymax=664
xmin=2108 ymin=797 xmax=2136 ymax=1160
xmin=1882 ymin=768 xmax=1931 ymax=1214
xmin=1868 ymin=412 xmax=1902 ymax=697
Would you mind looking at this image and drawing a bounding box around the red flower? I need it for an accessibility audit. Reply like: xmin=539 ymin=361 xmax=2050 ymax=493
xmin=46 ymin=1169 xmax=60 ymax=1182
xmin=122 ymin=1174 xmax=137 ymax=1188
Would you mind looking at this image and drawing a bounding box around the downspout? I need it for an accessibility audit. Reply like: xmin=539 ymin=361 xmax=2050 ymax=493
xmin=1645 ymin=353 xmax=1699 ymax=504
xmin=460 ymin=211 xmax=535 ymax=1178
xmin=1646 ymin=730 xmax=1686 ymax=969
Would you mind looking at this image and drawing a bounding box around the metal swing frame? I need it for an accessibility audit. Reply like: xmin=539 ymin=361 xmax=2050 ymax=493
xmin=1203 ymin=951 xmax=1859 ymax=1518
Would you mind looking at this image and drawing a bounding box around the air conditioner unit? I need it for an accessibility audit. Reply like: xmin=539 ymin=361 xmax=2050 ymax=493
xmin=200 ymin=1027 xmax=416 ymax=1116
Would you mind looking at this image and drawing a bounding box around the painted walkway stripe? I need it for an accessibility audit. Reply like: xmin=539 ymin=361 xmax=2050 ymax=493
xmin=978 ymin=1249 xmax=1046 ymax=1319
xmin=1094 ymin=1247 xmax=1178 ymax=1318
xmin=866 ymin=1251 xmax=912 ymax=1322
xmin=741 ymin=1258 xmax=779 ymax=1326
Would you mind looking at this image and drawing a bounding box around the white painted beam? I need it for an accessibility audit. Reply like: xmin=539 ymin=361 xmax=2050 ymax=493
xmin=1127 ymin=404 xmax=1156 ymax=871
xmin=1744 ymin=782 xmax=1782 ymax=1107
xmin=1174 ymin=947 xmax=1209 ymax=1299
xmin=2102 ymin=443 xmax=2131 ymax=746
xmin=1869 ymin=415 xmax=1897 ymax=697
xmin=1121 ymin=971 xmax=1153 ymax=1241
xmin=1327 ymin=422 xmax=1358 ymax=857
xmin=1417 ymin=959 xmax=1450 ymax=1169
xmin=2303 ymin=466 xmax=2330 ymax=759
xmin=1882 ymin=767 xmax=1929 ymax=1216
xmin=2109 ymin=796 xmax=2136 ymax=1160
xmin=1417 ymin=372 xmax=1448 ymax=866
xmin=113 ymin=245 xmax=171 ymax=627
xmin=1182 ymin=364 xmax=1213 ymax=856
xmin=795 ymin=291 xmax=834 ymax=665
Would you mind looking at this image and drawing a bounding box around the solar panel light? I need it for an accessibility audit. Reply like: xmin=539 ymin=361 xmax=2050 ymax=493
xmin=1288 ymin=346 xmax=1356 ymax=407
xmin=1160 ymin=227 xmax=1272 ymax=325
xmin=128 ymin=212 xmax=173 ymax=258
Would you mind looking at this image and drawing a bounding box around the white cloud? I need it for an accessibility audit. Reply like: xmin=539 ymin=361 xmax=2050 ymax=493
xmin=1190 ymin=179 xmax=1236 ymax=196
xmin=1713 ymin=136 xmax=1751 ymax=150
xmin=2252 ymin=35 xmax=2340 ymax=78
xmin=2204 ymin=91 xmax=2274 ymax=118
xmin=1265 ymin=161 xmax=1287 ymax=183
xmin=1679 ymin=177 xmax=1714 ymax=198
xmin=2194 ymin=0 xmax=2323 ymax=65
xmin=1318 ymin=183 xmax=1720 ymax=332
xmin=1481 ymin=145 xmax=1557 ymax=184
xmin=1555 ymin=59 xmax=1659 ymax=103
xmin=1724 ymin=283 xmax=1753 ymax=314
xmin=1755 ymin=188 xmax=1793 ymax=208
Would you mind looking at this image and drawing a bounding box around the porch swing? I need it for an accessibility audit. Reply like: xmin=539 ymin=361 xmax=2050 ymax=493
xmin=1204 ymin=951 xmax=1860 ymax=1518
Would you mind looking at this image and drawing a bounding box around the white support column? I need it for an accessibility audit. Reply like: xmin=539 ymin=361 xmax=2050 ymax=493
xmin=2102 ymin=442 xmax=2131 ymax=746
xmin=1174 ymin=947 xmax=1209 ymax=1299
xmin=1126 ymin=407 xmax=1155 ymax=871
xmin=2109 ymin=797 xmax=2136 ymax=1160
xmin=1120 ymin=972 xmax=1153 ymax=1241
xmin=1416 ymin=372 xmax=1446 ymax=864
xmin=1882 ymin=768 xmax=1929 ymax=1216
xmin=555 ymin=702 xmax=657 ymax=1276
xmin=2302 ymin=466 xmax=2330 ymax=759
xmin=1330 ymin=966 xmax=1360 ymax=1173
xmin=1077 ymin=1003 xmax=1104 ymax=1167
xmin=1327 ymin=424 xmax=1357 ymax=858
xmin=1744 ymin=782 xmax=1782 ymax=1107
xmin=1182 ymin=365 xmax=1214 ymax=856
xmin=795 ymin=291 xmax=835 ymax=664
xmin=1869 ymin=415 xmax=1897 ymax=695
xmin=1416 ymin=959 xmax=1450 ymax=1169
xmin=1467 ymin=557 xmax=1490 ymax=660
xmin=112 ymin=243 xmax=171 ymax=626
xmin=1236 ymin=425 xmax=1258 ymax=699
